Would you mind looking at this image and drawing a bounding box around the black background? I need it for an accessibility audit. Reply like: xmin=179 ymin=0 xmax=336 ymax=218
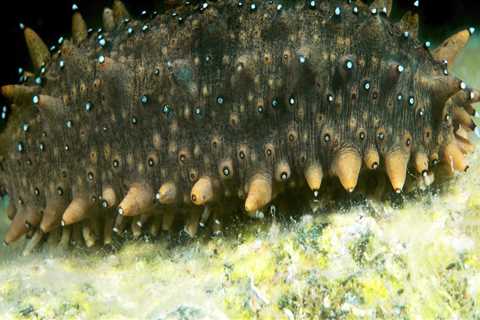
xmin=0 ymin=0 xmax=479 ymax=100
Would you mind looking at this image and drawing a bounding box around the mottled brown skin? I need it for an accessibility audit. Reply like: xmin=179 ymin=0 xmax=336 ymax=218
xmin=0 ymin=0 xmax=477 ymax=249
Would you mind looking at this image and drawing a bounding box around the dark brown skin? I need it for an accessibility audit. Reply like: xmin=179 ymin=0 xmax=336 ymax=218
xmin=0 ymin=0 xmax=477 ymax=250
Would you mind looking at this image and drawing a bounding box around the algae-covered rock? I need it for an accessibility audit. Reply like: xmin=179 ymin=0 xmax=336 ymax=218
xmin=1 ymin=14 xmax=480 ymax=320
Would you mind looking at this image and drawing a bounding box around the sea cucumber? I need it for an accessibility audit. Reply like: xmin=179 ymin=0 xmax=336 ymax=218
xmin=0 ymin=0 xmax=478 ymax=253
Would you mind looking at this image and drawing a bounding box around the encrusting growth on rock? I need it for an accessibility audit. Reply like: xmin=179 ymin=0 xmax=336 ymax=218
xmin=0 ymin=0 xmax=478 ymax=252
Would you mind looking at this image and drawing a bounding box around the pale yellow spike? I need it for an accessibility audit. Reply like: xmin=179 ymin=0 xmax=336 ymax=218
xmin=432 ymin=30 xmax=470 ymax=65
xmin=1 ymin=84 xmax=37 ymax=104
xmin=25 ymin=207 xmax=41 ymax=229
xmin=244 ymin=174 xmax=272 ymax=213
xmin=191 ymin=177 xmax=214 ymax=206
xmin=304 ymin=162 xmax=323 ymax=193
xmin=6 ymin=201 xmax=16 ymax=221
xmin=40 ymin=199 xmax=66 ymax=233
xmin=72 ymin=12 xmax=88 ymax=44
xmin=455 ymin=127 xmax=475 ymax=154
xmin=398 ymin=12 xmax=419 ymax=39
xmin=364 ymin=147 xmax=380 ymax=170
xmin=157 ymin=182 xmax=177 ymax=204
xmin=385 ymin=150 xmax=409 ymax=193
xmin=455 ymin=137 xmax=475 ymax=154
xmin=385 ymin=0 xmax=393 ymax=16
xmin=101 ymin=186 xmax=117 ymax=208
xmin=414 ymin=152 xmax=429 ymax=176
xmin=103 ymin=8 xmax=116 ymax=32
xmin=453 ymin=106 xmax=475 ymax=130
xmin=420 ymin=76 xmax=461 ymax=107
xmin=274 ymin=160 xmax=291 ymax=182
xmin=443 ymin=143 xmax=469 ymax=172
xmin=333 ymin=149 xmax=362 ymax=193
xmin=4 ymin=211 xmax=28 ymax=245
xmin=456 ymin=126 xmax=470 ymax=140
xmin=61 ymin=196 xmax=90 ymax=226
xmin=24 ymin=27 xmax=50 ymax=69
xmin=118 ymin=183 xmax=154 ymax=216
xmin=113 ymin=0 xmax=130 ymax=23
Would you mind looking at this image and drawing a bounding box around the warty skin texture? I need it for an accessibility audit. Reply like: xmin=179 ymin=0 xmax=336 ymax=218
xmin=0 ymin=0 xmax=478 ymax=251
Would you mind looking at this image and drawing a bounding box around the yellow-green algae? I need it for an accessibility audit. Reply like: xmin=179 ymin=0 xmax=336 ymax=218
xmin=1 ymin=37 xmax=480 ymax=320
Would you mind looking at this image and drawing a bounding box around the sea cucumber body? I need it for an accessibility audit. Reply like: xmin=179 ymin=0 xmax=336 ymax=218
xmin=0 ymin=0 xmax=477 ymax=247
